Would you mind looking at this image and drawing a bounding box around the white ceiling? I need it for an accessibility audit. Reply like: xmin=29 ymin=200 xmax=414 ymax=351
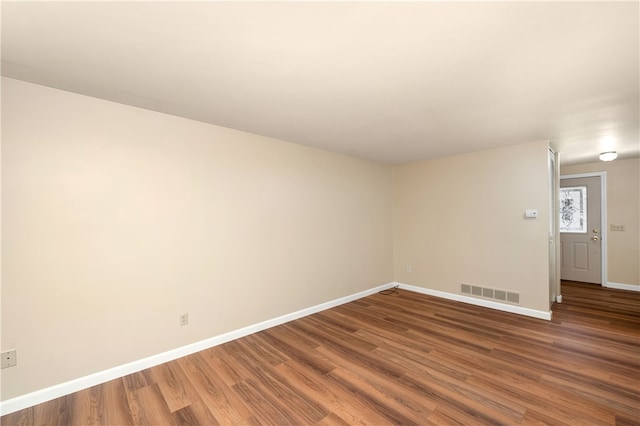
xmin=2 ymin=1 xmax=638 ymax=165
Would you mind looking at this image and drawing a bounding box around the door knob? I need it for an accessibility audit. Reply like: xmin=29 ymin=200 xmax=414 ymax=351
xmin=591 ymin=236 xmax=599 ymax=241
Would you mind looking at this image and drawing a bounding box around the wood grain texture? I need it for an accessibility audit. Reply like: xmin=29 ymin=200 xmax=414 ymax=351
xmin=3 ymin=280 xmax=639 ymax=425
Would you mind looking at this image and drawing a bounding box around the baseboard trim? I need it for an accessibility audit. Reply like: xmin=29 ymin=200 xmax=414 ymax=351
xmin=0 ymin=282 xmax=396 ymax=416
xmin=603 ymin=282 xmax=640 ymax=292
xmin=396 ymin=282 xmax=552 ymax=321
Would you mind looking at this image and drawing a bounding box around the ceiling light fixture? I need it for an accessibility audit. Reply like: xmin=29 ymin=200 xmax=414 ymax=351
xmin=599 ymin=151 xmax=618 ymax=162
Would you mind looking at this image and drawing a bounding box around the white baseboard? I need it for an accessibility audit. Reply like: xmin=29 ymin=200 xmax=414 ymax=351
xmin=0 ymin=282 xmax=396 ymax=416
xmin=396 ymin=282 xmax=552 ymax=321
xmin=603 ymin=282 xmax=640 ymax=292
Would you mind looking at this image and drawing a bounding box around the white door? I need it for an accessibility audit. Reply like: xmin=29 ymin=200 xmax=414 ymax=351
xmin=560 ymin=176 xmax=602 ymax=284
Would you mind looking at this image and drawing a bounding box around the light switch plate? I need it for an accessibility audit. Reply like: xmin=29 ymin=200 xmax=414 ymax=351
xmin=524 ymin=209 xmax=538 ymax=218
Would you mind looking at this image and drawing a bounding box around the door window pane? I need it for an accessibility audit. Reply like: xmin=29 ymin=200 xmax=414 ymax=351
xmin=560 ymin=186 xmax=587 ymax=233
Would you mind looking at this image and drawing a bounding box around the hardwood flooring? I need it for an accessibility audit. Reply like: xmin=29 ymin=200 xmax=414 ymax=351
xmin=3 ymin=280 xmax=639 ymax=425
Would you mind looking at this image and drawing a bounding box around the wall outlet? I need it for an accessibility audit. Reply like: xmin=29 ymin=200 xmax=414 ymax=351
xmin=610 ymin=224 xmax=625 ymax=232
xmin=1 ymin=350 xmax=17 ymax=369
xmin=180 ymin=313 xmax=189 ymax=326
xmin=406 ymin=264 xmax=412 ymax=273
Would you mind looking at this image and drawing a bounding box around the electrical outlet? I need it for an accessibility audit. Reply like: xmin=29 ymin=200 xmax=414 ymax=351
xmin=180 ymin=313 xmax=189 ymax=326
xmin=1 ymin=350 xmax=17 ymax=369
xmin=610 ymin=224 xmax=625 ymax=232
xmin=406 ymin=264 xmax=412 ymax=273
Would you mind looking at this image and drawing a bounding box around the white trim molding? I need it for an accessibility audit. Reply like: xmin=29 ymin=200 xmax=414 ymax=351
xmin=0 ymin=282 xmax=396 ymax=416
xmin=603 ymin=282 xmax=640 ymax=292
xmin=397 ymin=283 xmax=552 ymax=321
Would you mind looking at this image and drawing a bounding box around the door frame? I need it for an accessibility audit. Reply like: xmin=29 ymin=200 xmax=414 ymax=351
xmin=549 ymin=148 xmax=559 ymax=305
xmin=559 ymin=171 xmax=607 ymax=286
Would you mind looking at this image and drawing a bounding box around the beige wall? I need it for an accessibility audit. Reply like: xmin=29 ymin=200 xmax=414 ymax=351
xmin=393 ymin=141 xmax=551 ymax=312
xmin=1 ymin=78 xmax=394 ymax=400
xmin=1 ymin=77 xmax=556 ymax=403
xmin=561 ymin=158 xmax=640 ymax=286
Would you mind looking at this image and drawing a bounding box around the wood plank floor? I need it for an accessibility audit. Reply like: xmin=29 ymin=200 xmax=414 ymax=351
xmin=3 ymin=280 xmax=639 ymax=425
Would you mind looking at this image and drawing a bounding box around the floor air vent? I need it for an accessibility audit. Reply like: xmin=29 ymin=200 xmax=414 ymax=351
xmin=461 ymin=283 xmax=520 ymax=305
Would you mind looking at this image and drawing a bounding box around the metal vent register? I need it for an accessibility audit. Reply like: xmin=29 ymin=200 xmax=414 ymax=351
xmin=461 ymin=284 xmax=520 ymax=304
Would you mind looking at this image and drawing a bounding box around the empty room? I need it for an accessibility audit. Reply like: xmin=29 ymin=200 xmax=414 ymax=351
xmin=1 ymin=1 xmax=639 ymax=425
